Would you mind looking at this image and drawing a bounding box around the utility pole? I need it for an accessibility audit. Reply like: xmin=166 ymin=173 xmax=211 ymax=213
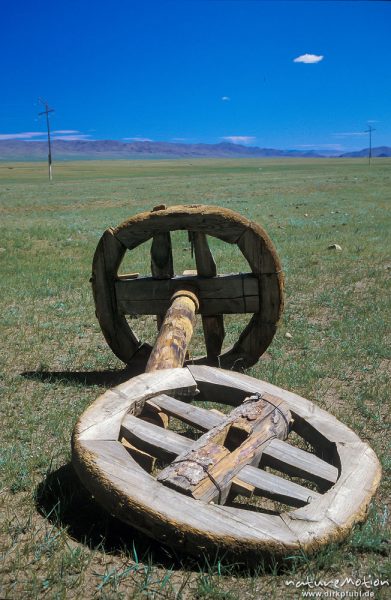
xmin=38 ymin=98 xmax=54 ymax=180
xmin=365 ymin=124 xmax=376 ymax=167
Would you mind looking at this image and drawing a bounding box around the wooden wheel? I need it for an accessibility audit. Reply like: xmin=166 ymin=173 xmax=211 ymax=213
xmin=72 ymin=366 xmax=381 ymax=559
xmin=92 ymin=204 xmax=284 ymax=369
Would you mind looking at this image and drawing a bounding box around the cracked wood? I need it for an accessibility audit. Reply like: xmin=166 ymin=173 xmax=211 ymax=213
xmin=157 ymin=392 xmax=291 ymax=504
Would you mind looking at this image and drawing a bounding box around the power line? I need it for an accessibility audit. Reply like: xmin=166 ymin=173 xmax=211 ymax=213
xmin=38 ymin=98 xmax=54 ymax=181
xmin=364 ymin=124 xmax=376 ymax=167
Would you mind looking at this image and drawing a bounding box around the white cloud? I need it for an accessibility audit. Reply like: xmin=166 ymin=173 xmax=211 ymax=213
xmin=0 ymin=131 xmax=45 ymax=140
xmin=122 ymin=137 xmax=153 ymax=142
xmin=0 ymin=130 xmax=91 ymax=141
xmin=52 ymin=130 xmax=80 ymax=134
xmin=222 ymin=136 xmax=256 ymax=145
xmin=332 ymin=132 xmax=367 ymax=138
xmin=52 ymin=134 xmax=92 ymax=141
xmin=293 ymin=53 xmax=324 ymax=64
xmin=221 ymin=96 xmax=230 ymax=101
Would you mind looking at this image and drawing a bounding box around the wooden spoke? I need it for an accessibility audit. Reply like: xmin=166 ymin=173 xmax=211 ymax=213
xmin=260 ymin=438 xmax=338 ymax=489
xmin=192 ymin=232 xmax=225 ymax=362
xmin=121 ymin=413 xmax=191 ymax=461
xmin=146 ymin=393 xmax=223 ymax=431
xmin=151 ymin=205 xmax=174 ymax=330
xmin=235 ymin=466 xmax=320 ymax=507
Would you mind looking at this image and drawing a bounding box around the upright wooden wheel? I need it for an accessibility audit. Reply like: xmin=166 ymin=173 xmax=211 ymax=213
xmin=92 ymin=204 xmax=284 ymax=369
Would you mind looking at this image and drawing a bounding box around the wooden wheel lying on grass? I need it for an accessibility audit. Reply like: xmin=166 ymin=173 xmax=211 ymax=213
xmin=92 ymin=204 xmax=284 ymax=369
xmin=72 ymin=203 xmax=380 ymax=560
xmin=72 ymin=365 xmax=381 ymax=559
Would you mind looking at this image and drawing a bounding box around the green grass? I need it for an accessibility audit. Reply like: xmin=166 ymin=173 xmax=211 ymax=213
xmin=0 ymin=158 xmax=390 ymax=598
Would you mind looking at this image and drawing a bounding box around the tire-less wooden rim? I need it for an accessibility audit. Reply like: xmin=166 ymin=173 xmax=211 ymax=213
xmin=92 ymin=204 xmax=284 ymax=369
xmin=72 ymin=366 xmax=381 ymax=559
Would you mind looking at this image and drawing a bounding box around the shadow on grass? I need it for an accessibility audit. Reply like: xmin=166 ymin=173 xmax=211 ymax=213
xmin=35 ymin=462 xmax=191 ymax=569
xmin=21 ymin=362 xmax=147 ymax=388
xmin=34 ymin=463 xmax=291 ymax=573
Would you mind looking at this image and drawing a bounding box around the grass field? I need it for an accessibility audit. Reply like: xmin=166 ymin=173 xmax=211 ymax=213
xmin=0 ymin=158 xmax=390 ymax=599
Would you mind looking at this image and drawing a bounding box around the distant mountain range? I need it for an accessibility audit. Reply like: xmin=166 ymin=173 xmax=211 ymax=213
xmin=338 ymin=146 xmax=391 ymax=158
xmin=0 ymin=139 xmax=390 ymax=160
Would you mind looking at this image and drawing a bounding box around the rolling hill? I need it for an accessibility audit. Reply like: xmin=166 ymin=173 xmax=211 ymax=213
xmin=0 ymin=139 xmax=323 ymax=160
xmin=0 ymin=139 xmax=390 ymax=160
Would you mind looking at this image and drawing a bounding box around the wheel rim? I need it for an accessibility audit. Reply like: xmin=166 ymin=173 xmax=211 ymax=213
xmin=72 ymin=365 xmax=381 ymax=558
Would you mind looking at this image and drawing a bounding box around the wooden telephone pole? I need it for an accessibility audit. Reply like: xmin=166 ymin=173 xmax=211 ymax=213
xmin=38 ymin=98 xmax=54 ymax=181
xmin=365 ymin=124 xmax=376 ymax=167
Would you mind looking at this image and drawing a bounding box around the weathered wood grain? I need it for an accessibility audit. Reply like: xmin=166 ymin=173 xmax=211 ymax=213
xmin=115 ymin=273 xmax=259 ymax=316
xmin=260 ymin=438 xmax=338 ymax=488
xmin=148 ymin=393 xmax=223 ymax=431
xmin=187 ymin=366 xmax=350 ymax=458
xmin=73 ymin=439 xmax=299 ymax=558
xmin=92 ymin=229 xmax=145 ymax=363
xmin=73 ymin=368 xmax=197 ymax=442
xmin=221 ymin=223 xmax=284 ymax=369
xmin=121 ymin=414 xmax=191 ymax=460
xmin=150 ymin=205 xmax=174 ymax=330
xmin=114 ymin=205 xmax=249 ymax=248
xmin=119 ymin=408 xmax=318 ymax=507
xmin=150 ymin=394 xmax=337 ymax=486
xmin=238 ymin=466 xmax=320 ymax=507
xmin=157 ymin=393 xmax=290 ymax=504
xmin=121 ymin=437 xmax=156 ymax=472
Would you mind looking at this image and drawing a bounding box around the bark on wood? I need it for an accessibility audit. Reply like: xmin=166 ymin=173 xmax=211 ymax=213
xmin=145 ymin=291 xmax=199 ymax=372
xmin=119 ymin=403 xmax=317 ymax=507
xmin=157 ymin=393 xmax=291 ymax=504
xmin=188 ymin=365 xmax=344 ymax=460
xmin=148 ymin=394 xmax=337 ymax=486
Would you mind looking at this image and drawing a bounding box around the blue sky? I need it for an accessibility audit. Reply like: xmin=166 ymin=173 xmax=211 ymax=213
xmin=1 ymin=0 xmax=390 ymax=151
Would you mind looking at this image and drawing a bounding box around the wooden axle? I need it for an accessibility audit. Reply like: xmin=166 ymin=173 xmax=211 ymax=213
xmin=130 ymin=288 xmax=199 ymax=442
xmin=145 ymin=289 xmax=199 ymax=372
